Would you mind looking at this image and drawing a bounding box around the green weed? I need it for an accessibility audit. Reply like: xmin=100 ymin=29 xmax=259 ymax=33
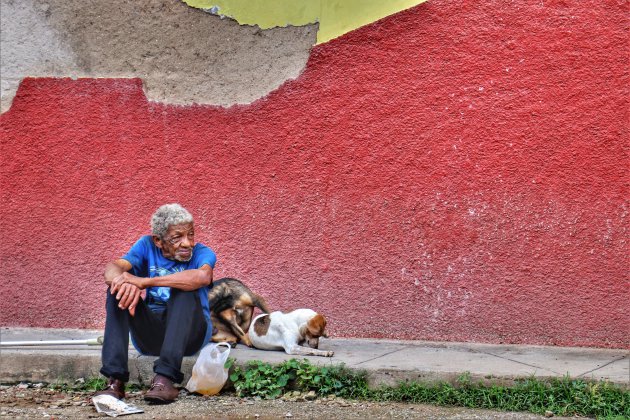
xmin=49 ymin=377 xmax=105 ymax=392
xmin=45 ymin=359 xmax=628 ymax=418
xmin=227 ymin=359 xmax=629 ymax=418
xmin=49 ymin=377 xmax=142 ymax=392
xmin=228 ymin=358 xmax=369 ymax=400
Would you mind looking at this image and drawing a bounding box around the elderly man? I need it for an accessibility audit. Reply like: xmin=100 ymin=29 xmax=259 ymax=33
xmin=95 ymin=203 xmax=216 ymax=404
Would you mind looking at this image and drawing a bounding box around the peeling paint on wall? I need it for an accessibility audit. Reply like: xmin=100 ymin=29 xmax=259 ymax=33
xmin=182 ymin=0 xmax=427 ymax=44
xmin=186 ymin=0 xmax=320 ymax=30
xmin=0 ymin=0 xmax=317 ymax=113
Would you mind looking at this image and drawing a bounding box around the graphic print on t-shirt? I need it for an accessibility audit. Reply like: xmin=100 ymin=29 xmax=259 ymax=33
xmin=148 ymin=265 xmax=187 ymax=303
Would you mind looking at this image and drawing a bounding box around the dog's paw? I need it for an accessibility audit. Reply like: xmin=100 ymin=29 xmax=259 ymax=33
xmin=325 ymin=351 xmax=334 ymax=357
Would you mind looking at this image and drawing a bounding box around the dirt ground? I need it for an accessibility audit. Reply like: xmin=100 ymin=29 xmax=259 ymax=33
xmin=0 ymin=384 xmax=580 ymax=420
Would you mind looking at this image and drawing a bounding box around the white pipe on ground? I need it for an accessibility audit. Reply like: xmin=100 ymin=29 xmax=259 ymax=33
xmin=0 ymin=337 xmax=103 ymax=346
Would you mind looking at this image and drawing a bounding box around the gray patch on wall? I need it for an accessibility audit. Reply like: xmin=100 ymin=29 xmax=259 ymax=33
xmin=0 ymin=0 xmax=317 ymax=112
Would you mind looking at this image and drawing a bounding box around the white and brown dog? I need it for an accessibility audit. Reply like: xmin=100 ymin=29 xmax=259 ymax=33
xmin=248 ymin=309 xmax=334 ymax=357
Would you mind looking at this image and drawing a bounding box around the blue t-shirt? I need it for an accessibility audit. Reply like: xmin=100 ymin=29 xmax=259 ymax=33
xmin=121 ymin=235 xmax=217 ymax=351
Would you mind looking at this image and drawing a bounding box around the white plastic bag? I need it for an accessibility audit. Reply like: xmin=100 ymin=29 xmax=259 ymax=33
xmin=185 ymin=342 xmax=231 ymax=395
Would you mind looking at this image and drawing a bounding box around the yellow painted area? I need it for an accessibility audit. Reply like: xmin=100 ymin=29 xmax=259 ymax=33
xmin=183 ymin=0 xmax=319 ymax=29
xmin=182 ymin=0 xmax=426 ymax=44
xmin=318 ymin=0 xmax=427 ymax=44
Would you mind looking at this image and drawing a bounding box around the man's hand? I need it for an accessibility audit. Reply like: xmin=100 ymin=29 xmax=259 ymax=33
xmin=111 ymin=271 xmax=146 ymax=292
xmin=110 ymin=272 xmax=145 ymax=317
xmin=112 ymin=283 xmax=142 ymax=316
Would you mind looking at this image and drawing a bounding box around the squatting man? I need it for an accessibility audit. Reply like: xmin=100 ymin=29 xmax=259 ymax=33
xmin=95 ymin=203 xmax=216 ymax=404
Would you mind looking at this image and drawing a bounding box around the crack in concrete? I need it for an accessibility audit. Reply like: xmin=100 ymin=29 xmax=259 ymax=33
xmin=132 ymin=355 xmax=146 ymax=385
xmin=352 ymin=346 xmax=410 ymax=367
xmin=472 ymin=349 xmax=561 ymax=375
xmin=577 ymin=354 xmax=628 ymax=379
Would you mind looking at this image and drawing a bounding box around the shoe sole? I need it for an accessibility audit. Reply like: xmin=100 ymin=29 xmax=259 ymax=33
xmin=144 ymin=395 xmax=176 ymax=404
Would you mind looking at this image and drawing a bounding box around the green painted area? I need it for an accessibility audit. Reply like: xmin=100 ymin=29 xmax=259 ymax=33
xmin=182 ymin=0 xmax=426 ymax=44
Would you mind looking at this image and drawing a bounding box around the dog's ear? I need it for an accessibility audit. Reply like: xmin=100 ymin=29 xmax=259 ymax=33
xmin=307 ymin=314 xmax=327 ymax=337
xmin=298 ymin=324 xmax=309 ymax=339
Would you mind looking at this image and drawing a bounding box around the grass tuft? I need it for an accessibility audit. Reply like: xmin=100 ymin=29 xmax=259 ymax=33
xmin=227 ymin=358 xmax=629 ymax=418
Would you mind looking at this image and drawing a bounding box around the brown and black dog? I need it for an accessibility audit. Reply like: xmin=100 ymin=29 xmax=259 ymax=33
xmin=209 ymin=277 xmax=271 ymax=347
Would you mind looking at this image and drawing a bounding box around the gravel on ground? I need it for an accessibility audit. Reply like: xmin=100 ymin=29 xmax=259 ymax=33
xmin=0 ymin=383 xmax=581 ymax=419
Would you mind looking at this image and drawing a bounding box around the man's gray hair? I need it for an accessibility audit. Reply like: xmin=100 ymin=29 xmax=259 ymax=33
xmin=151 ymin=203 xmax=193 ymax=238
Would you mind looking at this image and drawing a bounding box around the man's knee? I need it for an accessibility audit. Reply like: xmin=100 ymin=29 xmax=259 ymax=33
xmin=168 ymin=289 xmax=199 ymax=308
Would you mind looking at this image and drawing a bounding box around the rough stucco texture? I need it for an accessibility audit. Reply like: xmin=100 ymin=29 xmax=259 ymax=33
xmin=1 ymin=0 xmax=628 ymax=348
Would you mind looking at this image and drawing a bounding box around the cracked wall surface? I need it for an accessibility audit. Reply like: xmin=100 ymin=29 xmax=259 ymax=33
xmin=0 ymin=0 xmax=317 ymax=112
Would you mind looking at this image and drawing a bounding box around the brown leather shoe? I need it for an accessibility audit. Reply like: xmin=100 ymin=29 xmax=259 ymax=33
xmin=144 ymin=374 xmax=179 ymax=404
xmin=93 ymin=377 xmax=126 ymax=400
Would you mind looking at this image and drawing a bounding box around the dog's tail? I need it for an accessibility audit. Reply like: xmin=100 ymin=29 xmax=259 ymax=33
xmin=251 ymin=293 xmax=271 ymax=313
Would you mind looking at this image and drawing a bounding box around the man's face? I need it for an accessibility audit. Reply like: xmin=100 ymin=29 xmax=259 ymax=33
xmin=153 ymin=222 xmax=195 ymax=262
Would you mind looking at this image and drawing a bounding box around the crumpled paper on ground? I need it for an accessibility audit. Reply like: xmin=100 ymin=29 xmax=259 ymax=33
xmin=92 ymin=394 xmax=144 ymax=417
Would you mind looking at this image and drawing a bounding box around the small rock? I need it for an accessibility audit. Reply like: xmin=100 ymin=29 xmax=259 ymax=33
xmin=305 ymin=391 xmax=317 ymax=401
xmin=545 ymin=411 xmax=554 ymax=417
xmin=75 ymin=378 xmax=85 ymax=385
xmin=33 ymin=383 xmax=45 ymax=389
xmin=285 ymin=413 xmax=293 ymax=418
xmin=254 ymin=415 xmax=260 ymax=418
xmin=17 ymin=383 xmax=30 ymax=389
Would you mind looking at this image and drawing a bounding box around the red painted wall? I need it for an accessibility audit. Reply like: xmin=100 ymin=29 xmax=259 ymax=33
xmin=1 ymin=0 xmax=628 ymax=348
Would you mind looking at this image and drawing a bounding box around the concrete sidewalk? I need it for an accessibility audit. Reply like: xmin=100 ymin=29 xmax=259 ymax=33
xmin=0 ymin=328 xmax=628 ymax=388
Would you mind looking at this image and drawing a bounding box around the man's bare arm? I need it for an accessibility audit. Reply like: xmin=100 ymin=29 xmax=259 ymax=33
xmin=104 ymin=259 xmax=133 ymax=286
xmin=141 ymin=265 xmax=213 ymax=290
xmin=110 ymin=265 xmax=213 ymax=293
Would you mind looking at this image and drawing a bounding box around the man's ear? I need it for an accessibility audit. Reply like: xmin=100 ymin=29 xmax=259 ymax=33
xmin=152 ymin=235 xmax=164 ymax=249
